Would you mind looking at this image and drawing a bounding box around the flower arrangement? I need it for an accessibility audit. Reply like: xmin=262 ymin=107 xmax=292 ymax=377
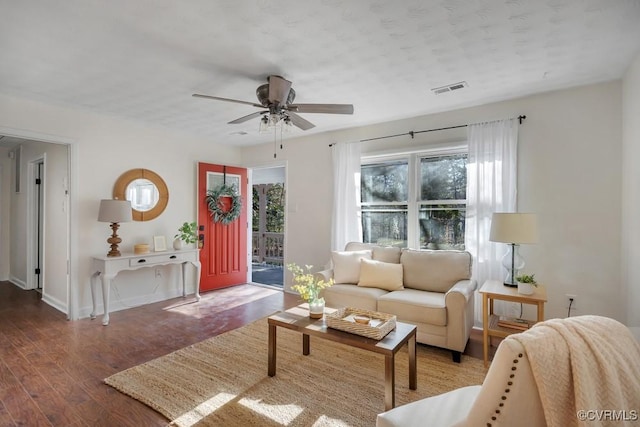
xmin=286 ymin=263 xmax=334 ymax=303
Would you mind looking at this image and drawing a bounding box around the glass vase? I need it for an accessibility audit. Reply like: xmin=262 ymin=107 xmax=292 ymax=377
xmin=308 ymin=297 xmax=325 ymax=319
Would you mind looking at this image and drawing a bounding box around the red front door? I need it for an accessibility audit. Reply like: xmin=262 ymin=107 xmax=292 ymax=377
xmin=198 ymin=162 xmax=248 ymax=292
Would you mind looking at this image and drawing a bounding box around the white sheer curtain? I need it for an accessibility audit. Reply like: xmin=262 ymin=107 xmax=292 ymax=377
xmin=465 ymin=119 xmax=518 ymax=323
xmin=331 ymin=141 xmax=362 ymax=251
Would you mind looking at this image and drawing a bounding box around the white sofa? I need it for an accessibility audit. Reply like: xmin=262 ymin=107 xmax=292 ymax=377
xmin=317 ymin=242 xmax=476 ymax=362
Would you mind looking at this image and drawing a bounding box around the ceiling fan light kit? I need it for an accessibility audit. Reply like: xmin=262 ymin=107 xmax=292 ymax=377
xmin=258 ymin=113 xmax=293 ymax=134
xmin=193 ymin=75 xmax=354 ymax=133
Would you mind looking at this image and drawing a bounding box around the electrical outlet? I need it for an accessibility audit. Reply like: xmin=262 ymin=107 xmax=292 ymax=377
xmin=566 ymin=294 xmax=577 ymax=311
xmin=155 ymin=268 xmax=162 ymax=278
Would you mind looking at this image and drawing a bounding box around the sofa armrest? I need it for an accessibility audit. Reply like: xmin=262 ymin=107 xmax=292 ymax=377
xmin=313 ymin=269 xmax=333 ymax=283
xmin=444 ymin=279 xmax=477 ymax=352
xmin=445 ymin=279 xmax=477 ymax=301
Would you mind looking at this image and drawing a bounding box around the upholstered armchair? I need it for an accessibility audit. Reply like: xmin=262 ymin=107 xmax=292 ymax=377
xmin=377 ymin=315 xmax=640 ymax=427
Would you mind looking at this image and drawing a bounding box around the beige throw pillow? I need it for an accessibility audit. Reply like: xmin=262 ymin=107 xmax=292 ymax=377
xmin=332 ymin=250 xmax=372 ymax=284
xmin=344 ymin=242 xmax=402 ymax=263
xmin=401 ymin=249 xmax=472 ymax=292
xmin=357 ymin=258 xmax=404 ymax=291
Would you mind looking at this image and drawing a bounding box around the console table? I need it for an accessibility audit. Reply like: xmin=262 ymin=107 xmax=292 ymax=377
xmin=90 ymin=248 xmax=201 ymax=325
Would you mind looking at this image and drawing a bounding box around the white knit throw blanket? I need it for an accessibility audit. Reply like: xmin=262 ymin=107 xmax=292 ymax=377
xmin=509 ymin=315 xmax=640 ymax=427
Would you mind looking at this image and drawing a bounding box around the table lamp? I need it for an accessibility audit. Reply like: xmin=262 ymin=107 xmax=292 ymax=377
xmin=98 ymin=199 xmax=132 ymax=257
xmin=489 ymin=213 xmax=538 ymax=287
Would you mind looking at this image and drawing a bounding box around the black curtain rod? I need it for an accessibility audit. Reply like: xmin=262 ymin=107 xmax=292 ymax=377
xmin=329 ymin=115 xmax=526 ymax=146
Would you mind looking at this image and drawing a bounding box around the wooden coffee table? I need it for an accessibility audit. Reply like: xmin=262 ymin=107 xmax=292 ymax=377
xmin=267 ymin=305 xmax=417 ymax=410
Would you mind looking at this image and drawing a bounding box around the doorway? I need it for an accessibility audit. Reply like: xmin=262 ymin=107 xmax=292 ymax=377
xmin=251 ymin=166 xmax=285 ymax=288
xmin=0 ymin=133 xmax=71 ymax=317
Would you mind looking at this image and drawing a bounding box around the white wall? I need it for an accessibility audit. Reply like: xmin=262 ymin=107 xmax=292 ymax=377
xmin=0 ymin=93 xmax=241 ymax=319
xmin=8 ymin=145 xmax=27 ymax=285
xmin=622 ymin=51 xmax=640 ymax=334
xmin=0 ymin=148 xmax=8 ymax=280
xmin=242 ymin=81 xmax=624 ymax=323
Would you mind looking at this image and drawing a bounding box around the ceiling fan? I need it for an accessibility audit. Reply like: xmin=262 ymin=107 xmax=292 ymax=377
xmin=192 ymin=75 xmax=354 ymax=131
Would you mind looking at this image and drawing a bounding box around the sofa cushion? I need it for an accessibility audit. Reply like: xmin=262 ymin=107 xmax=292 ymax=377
xmin=377 ymin=289 xmax=447 ymax=326
xmin=376 ymin=385 xmax=482 ymax=427
xmin=401 ymin=249 xmax=472 ymax=293
xmin=322 ymin=284 xmax=387 ymax=312
xmin=345 ymin=242 xmax=401 ymax=264
xmin=358 ymin=259 xmax=404 ymax=291
xmin=331 ymin=250 xmax=372 ymax=284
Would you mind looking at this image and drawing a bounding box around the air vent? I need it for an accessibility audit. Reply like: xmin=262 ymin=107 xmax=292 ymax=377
xmin=431 ymin=81 xmax=468 ymax=95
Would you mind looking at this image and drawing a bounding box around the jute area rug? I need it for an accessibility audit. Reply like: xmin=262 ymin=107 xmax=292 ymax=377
xmin=105 ymin=317 xmax=487 ymax=426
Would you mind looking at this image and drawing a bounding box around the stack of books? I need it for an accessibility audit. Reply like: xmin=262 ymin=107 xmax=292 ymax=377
xmin=497 ymin=316 xmax=534 ymax=331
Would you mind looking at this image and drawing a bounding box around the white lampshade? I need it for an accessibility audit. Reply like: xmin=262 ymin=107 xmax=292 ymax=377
xmin=98 ymin=199 xmax=132 ymax=223
xmin=489 ymin=213 xmax=538 ymax=244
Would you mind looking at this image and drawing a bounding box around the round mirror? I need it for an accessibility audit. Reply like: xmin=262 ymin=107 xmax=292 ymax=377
xmin=126 ymin=178 xmax=159 ymax=212
xmin=113 ymin=169 xmax=168 ymax=221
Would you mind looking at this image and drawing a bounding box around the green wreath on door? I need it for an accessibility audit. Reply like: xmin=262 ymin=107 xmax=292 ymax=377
xmin=206 ymin=184 xmax=242 ymax=224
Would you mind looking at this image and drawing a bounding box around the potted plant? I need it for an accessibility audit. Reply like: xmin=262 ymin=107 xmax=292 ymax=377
xmin=516 ymin=273 xmax=537 ymax=295
xmin=287 ymin=263 xmax=334 ymax=318
xmin=173 ymin=221 xmax=197 ymax=250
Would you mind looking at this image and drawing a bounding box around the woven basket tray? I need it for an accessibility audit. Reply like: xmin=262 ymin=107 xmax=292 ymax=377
xmin=326 ymin=307 xmax=396 ymax=340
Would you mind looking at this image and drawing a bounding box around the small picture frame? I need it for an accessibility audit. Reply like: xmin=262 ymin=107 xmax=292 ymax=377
xmin=153 ymin=235 xmax=167 ymax=252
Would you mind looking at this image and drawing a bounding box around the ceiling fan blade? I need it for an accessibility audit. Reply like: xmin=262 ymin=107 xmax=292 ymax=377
xmin=288 ymin=103 xmax=354 ymax=114
xmin=228 ymin=111 xmax=268 ymax=124
xmin=287 ymin=112 xmax=315 ymax=131
xmin=267 ymin=75 xmax=292 ymax=105
xmin=192 ymin=93 xmax=263 ymax=108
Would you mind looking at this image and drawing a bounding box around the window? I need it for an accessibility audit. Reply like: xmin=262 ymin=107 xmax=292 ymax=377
xmin=361 ymin=161 xmax=408 ymax=247
xmin=418 ymin=154 xmax=466 ymax=250
xmin=361 ymin=152 xmax=467 ymax=249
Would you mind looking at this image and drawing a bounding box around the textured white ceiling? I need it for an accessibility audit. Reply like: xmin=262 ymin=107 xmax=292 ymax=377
xmin=1 ymin=0 xmax=639 ymax=146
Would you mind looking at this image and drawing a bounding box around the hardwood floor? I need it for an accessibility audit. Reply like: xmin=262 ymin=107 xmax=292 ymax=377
xmin=0 ymin=281 xmax=488 ymax=426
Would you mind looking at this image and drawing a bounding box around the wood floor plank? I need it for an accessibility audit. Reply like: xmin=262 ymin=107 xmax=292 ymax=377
xmin=0 ymin=361 xmax=20 ymax=393
xmin=0 ymin=385 xmax=52 ymax=427
xmin=1 ymin=350 xmax=81 ymax=426
xmin=0 ymin=400 xmax=16 ymax=427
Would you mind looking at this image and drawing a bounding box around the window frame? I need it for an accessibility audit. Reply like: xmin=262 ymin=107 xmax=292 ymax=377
xmin=361 ymin=144 xmax=468 ymax=249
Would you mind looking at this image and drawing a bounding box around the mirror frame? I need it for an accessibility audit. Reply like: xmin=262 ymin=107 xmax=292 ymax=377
xmin=113 ymin=168 xmax=168 ymax=221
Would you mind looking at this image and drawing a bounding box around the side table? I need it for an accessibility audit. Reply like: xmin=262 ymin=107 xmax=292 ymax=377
xmin=479 ymin=279 xmax=547 ymax=367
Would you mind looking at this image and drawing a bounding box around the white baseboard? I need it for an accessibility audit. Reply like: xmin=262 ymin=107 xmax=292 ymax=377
xmin=9 ymin=276 xmax=26 ymax=289
xmin=78 ymin=288 xmax=186 ymax=320
xmin=41 ymin=294 xmax=68 ymax=318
